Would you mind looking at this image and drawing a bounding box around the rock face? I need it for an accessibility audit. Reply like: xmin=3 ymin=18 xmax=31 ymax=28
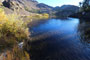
xmin=3 ymin=0 xmax=39 ymax=10
xmin=1 ymin=0 xmax=54 ymax=15
xmin=1 ymin=0 xmax=40 ymax=15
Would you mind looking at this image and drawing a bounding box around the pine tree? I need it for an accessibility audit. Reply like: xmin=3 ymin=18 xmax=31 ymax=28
xmin=80 ymin=0 xmax=90 ymax=12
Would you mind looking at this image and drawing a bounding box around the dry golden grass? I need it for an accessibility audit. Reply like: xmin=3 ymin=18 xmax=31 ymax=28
xmin=2 ymin=46 xmax=30 ymax=60
xmin=27 ymin=13 xmax=49 ymax=20
xmin=0 ymin=8 xmax=30 ymax=60
xmin=0 ymin=8 xmax=30 ymax=47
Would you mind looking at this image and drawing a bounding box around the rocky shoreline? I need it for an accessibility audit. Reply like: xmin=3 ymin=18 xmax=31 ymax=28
xmin=69 ymin=12 xmax=90 ymax=20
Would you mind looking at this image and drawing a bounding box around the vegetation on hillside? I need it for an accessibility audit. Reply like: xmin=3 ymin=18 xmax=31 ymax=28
xmin=0 ymin=8 xmax=29 ymax=47
xmin=1 ymin=46 xmax=30 ymax=60
xmin=27 ymin=13 xmax=49 ymax=20
xmin=0 ymin=8 xmax=30 ymax=60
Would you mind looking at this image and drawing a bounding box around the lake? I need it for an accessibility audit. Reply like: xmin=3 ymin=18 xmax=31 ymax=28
xmin=29 ymin=18 xmax=90 ymax=60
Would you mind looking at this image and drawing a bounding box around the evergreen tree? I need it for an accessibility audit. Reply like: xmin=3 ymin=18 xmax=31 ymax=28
xmin=80 ymin=0 xmax=90 ymax=12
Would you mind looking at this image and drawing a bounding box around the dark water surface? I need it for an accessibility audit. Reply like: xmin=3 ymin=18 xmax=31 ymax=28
xmin=29 ymin=18 xmax=90 ymax=60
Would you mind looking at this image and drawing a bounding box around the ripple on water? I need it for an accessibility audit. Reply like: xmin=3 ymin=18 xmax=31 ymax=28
xmin=29 ymin=18 xmax=90 ymax=60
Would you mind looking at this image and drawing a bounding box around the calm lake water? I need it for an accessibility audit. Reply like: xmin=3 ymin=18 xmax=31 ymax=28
xmin=29 ymin=18 xmax=90 ymax=60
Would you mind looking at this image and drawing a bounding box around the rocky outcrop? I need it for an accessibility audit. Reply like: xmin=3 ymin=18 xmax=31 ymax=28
xmin=3 ymin=0 xmax=39 ymax=10
xmin=1 ymin=0 xmax=40 ymax=15
xmin=1 ymin=0 xmax=54 ymax=15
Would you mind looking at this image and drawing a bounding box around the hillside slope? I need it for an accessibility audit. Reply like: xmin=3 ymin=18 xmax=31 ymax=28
xmin=55 ymin=5 xmax=79 ymax=18
xmin=37 ymin=3 xmax=54 ymax=14
xmin=0 ymin=0 xmax=54 ymax=15
xmin=2 ymin=0 xmax=40 ymax=15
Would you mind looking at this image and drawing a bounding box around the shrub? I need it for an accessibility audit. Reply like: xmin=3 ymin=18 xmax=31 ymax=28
xmin=0 ymin=8 xmax=30 ymax=47
xmin=27 ymin=13 xmax=49 ymax=20
xmin=2 ymin=46 xmax=30 ymax=60
xmin=34 ymin=14 xmax=42 ymax=19
xmin=42 ymin=13 xmax=49 ymax=18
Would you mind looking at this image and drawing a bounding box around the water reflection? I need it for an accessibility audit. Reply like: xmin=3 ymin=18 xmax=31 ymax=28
xmin=29 ymin=18 xmax=90 ymax=60
xmin=79 ymin=19 xmax=90 ymax=46
xmin=31 ymin=18 xmax=80 ymax=37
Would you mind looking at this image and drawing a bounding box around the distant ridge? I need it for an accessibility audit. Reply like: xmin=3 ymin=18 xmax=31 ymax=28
xmin=0 ymin=0 xmax=79 ymax=17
